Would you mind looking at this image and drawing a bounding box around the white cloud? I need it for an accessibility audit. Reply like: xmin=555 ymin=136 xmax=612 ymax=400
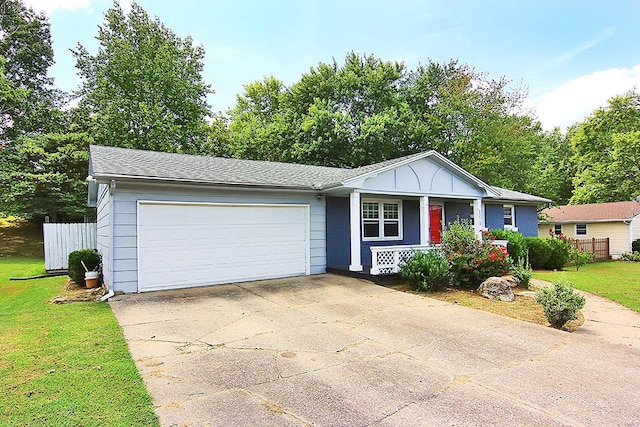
xmin=23 ymin=0 xmax=95 ymax=15
xmin=528 ymin=65 xmax=640 ymax=131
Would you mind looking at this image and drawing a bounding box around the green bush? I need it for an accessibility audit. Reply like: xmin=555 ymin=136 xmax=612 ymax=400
xmin=620 ymin=251 xmax=640 ymax=262
xmin=568 ymin=247 xmax=594 ymax=270
xmin=68 ymin=249 xmax=101 ymax=285
xmin=523 ymin=236 xmax=571 ymax=270
xmin=523 ymin=237 xmax=551 ymax=269
xmin=535 ymin=279 xmax=585 ymax=329
xmin=400 ymin=250 xmax=452 ymax=292
xmin=488 ymin=229 xmax=527 ymax=263
xmin=511 ymin=254 xmax=532 ymax=287
xmin=632 ymin=239 xmax=640 ymax=253
xmin=442 ymin=219 xmax=508 ymax=289
xmin=545 ymin=237 xmax=571 ymax=270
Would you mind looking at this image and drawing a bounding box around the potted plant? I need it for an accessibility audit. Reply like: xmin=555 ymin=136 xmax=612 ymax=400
xmin=68 ymin=249 xmax=102 ymax=288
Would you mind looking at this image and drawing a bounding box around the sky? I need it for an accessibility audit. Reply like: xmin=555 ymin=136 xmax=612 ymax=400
xmin=23 ymin=0 xmax=640 ymax=131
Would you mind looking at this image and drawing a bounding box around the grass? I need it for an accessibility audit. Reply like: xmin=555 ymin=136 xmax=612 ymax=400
xmin=0 ymin=257 xmax=159 ymax=426
xmin=0 ymin=216 xmax=44 ymax=258
xmin=532 ymin=261 xmax=640 ymax=313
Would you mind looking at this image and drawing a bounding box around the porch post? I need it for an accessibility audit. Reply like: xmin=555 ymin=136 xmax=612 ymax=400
xmin=349 ymin=191 xmax=363 ymax=271
xmin=420 ymin=196 xmax=429 ymax=245
xmin=473 ymin=197 xmax=483 ymax=239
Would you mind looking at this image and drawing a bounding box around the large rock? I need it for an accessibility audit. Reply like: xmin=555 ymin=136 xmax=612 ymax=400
xmin=477 ymin=277 xmax=515 ymax=302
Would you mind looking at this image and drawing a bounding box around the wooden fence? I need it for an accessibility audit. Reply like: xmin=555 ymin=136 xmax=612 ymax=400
xmin=571 ymin=237 xmax=610 ymax=262
xmin=43 ymin=223 xmax=97 ymax=271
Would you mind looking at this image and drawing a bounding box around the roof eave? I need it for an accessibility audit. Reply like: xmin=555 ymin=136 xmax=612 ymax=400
xmin=91 ymin=173 xmax=320 ymax=192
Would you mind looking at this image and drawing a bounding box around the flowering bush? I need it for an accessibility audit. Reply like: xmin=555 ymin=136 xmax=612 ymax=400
xmin=442 ymin=220 xmax=509 ymax=289
xmin=487 ymin=228 xmax=527 ymax=263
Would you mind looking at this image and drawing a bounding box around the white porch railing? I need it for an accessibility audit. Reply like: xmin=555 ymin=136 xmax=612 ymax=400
xmin=370 ymin=245 xmax=435 ymax=275
xmin=369 ymin=240 xmax=509 ymax=276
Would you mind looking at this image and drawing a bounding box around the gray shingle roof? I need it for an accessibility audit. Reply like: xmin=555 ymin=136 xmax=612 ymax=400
xmin=89 ymin=145 xmax=550 ymax=204
xmin=488 ymin=186 xmax=551 ymax=204
xmin=90 ymin=145 xmax=422 ymax=190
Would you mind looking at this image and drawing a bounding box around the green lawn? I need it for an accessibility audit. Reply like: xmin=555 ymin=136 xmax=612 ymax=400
xmin=532 ymin=261 xmax=640 ymax=313
xmin=0 ymin=257 xmax=159 ymax=426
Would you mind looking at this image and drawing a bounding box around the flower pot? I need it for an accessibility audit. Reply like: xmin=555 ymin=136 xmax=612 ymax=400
xmin=85 ymin=271 xmax=100 ymax=288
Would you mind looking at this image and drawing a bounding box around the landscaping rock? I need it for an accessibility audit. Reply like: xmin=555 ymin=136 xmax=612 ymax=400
xmin=477 ymin=277 xmax=515 ymax=302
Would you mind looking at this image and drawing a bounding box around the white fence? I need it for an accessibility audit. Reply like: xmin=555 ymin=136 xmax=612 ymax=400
xmin=43 ymin=223 xmax=97 ymax=271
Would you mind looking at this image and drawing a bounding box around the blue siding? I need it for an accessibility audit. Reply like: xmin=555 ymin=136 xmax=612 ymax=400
xmin=515 ymin=205 xmax=538 ymax=237
xmin=445 ymin=202 xmax=471 ymax=226
xmin=361 ymin=200 xmax=420 ymax=266
xmin=326 ymin=197 xmax=350 ymax=268
xmin=485 ymin=204 xmax=504 ymax=230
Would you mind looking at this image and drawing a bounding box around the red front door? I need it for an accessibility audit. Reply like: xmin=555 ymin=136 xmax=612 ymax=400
xmin=429 ymin=205 xmax=443 ymax=244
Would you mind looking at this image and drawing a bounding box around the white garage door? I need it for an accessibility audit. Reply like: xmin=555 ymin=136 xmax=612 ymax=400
xmin=137 ymin=201 xmax=309 ymax=292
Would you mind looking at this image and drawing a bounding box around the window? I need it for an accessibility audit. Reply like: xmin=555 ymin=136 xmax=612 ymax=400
xmin=503 ymin=205 xmax=514 ymax=226
xmin=554 ymin=224 xmax=562 ymax=235
xmin=362 ymin=200 xmax=401 ymax=240
xmin=469 ymin=203 xmax=475 ymax=225
xmin=576 ymin=223 xmax=587 ymax=236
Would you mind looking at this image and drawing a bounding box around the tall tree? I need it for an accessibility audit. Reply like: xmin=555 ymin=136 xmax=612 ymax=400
xmin=73 ymin=1 xmax=212 ymax=153
xmin=570 ymin=91 xmax=640 ymax=203
xmin=0 ymin=132 xmax=92 ymax=222
xmin=0 ymin=0 xmax=61 ymax=143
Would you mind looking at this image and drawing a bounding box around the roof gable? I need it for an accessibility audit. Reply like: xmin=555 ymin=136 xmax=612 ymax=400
xmin=541 ymin=201 xmax=640 ymax=222
xmin=339 ymin=151 xmax=495 ymax=197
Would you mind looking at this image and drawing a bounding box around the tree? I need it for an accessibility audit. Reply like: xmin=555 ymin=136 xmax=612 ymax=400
xmin=570 ymin=91 xmax=640 ymax=203
xmin=525 ymin=128 xmax=575 ymax=205
xmin=0 ymin=132 xmax=92 ymax=222
xmin=73 ymin=1 xmax=212 ymax=153
xmin=0 ymin=0 xmax=61 ymax=143
xmin=226 ymin=53 xmax=545 ymax=188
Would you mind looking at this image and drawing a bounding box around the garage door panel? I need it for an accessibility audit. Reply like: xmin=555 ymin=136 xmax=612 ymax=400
xmin=137 ymin=202 xmax=309 ymax=292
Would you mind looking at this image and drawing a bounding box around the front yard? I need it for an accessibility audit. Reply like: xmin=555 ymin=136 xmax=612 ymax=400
xmin=532 ymin=261 xmax=640 ymax=313
xmin=0 ymin=257 xmax=158 ymax=426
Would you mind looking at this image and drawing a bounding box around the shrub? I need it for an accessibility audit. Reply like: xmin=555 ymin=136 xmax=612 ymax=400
xmin=488 ymin=229 xmax=527 ymax=263
xmin=568 ymin=247 xmax=594 ymax=270
xmin=545 ymin=237 xmax=571 ymax=270
xmin=442 ymin=219 xmax=509 ymax=289
xmin=620 ymin=251 xmax=640 ymax=262
xmin=535 ymin=279 xmax=585 ymax=329
xmin=632 ymin=239 xmax=640 ymax=253
xmin=68 ymin=249 xmax=101 ymax=285
xmin=400 ymin=250 xmax=452 ymax=292
xmin=523 ymin=237 xmax=551 ymax=269
xmin=511 ymin=254 xmax=532 ymax=288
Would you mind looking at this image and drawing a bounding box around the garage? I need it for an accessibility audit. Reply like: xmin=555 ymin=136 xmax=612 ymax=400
xmin=137 ymin=201 xmax=310 ymax=292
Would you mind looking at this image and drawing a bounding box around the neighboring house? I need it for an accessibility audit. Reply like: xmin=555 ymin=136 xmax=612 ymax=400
xmin=87 ymin=145 xmax=549 ymax=294
xmin=539 ymin=201 xmax=640 ymax=259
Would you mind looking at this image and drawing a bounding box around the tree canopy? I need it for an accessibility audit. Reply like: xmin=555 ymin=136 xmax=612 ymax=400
xmin=0 ymin=0 xmax=61 ymax=143
xmin=72 ymin=2 xmax=212 ymax=153
xmin=569 ymin=91 xmax=640 ymax=203
xmin=225 ymin=53 xmax=547 ymax=195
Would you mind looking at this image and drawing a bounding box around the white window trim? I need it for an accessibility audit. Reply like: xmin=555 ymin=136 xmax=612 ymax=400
xmin=503 ymin=204 xmax=518 ymax=231
xmin=575 ymin=223 xmax=587 ymax=236
xmin=554 ymin=224 xmax=562 ymax=235
xmin=362 ymin=199 xmax=403 ymax=241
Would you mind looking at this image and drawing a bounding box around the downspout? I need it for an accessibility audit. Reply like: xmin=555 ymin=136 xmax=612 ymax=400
xmin=100 ymin=180 xmax=116 ymax=302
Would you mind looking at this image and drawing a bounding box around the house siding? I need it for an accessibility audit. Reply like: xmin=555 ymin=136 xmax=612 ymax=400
xmin=514 ymin=205 xmax=538 ymax=237
xmin=445 ymin=202 xmax=471 ymax=225
xmin=485 ymin=204 xmax=504 ymax=230
xmin=538 ymin=221 xmax=631 ymax=258
xmin=326 ymin=196 xmax=350 ymax=268
xmin=95 ymin=184 xmax=111 ymax=289
xmin=109 ymin=182 xmax=326 ymax=293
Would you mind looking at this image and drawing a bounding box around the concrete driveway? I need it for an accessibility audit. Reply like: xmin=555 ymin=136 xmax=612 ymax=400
xmin=110 ymin=274 xmax=640 ymax=427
